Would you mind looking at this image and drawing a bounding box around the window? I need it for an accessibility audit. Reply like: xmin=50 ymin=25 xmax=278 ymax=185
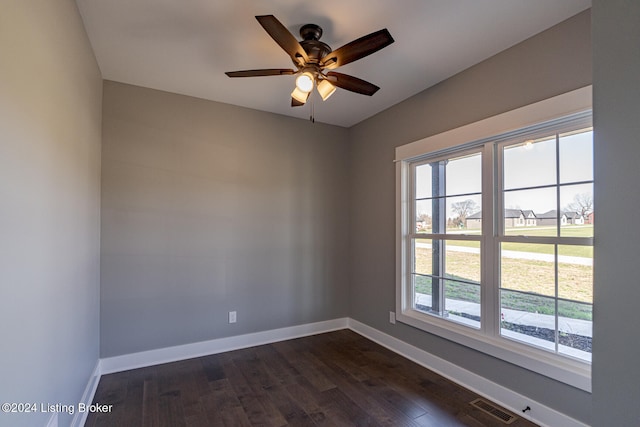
xmin=395 ymin=87 xmax=593 ymax=391
xmin=499 ymin=129 xmax=593 ymax=361
xmin=411 ymin=150 xmax=483 ymax=329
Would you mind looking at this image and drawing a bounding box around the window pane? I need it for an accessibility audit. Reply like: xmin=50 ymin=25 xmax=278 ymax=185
xmin=415 ymin=200 xmax=433 ymax=233
xmin=503 ymin=187 xmax=557 ymax=236
xmin=413 ymin=274 xmax=433 ymax=312
xmin=500 ymin=289 xmax=556 ymax=352
xmin=558 ymin=300 xmax=592 ymax=361
xmin=446 ymin=153 xmax=482 ymax=196
xmin=503 ymin=136 xmax=556 ymax=190
xmin=558 ymin=245 xmax=593 ymax=303
xmin=415 ymin=163 xmax=434 ymax=199
xmin=464 ymin=210 xmax=482 ymax=231
xmin=444 ymin=280 xmax=480 ymax=328
xmin=446 ymin=241 xmax=480 ymax=283
xmin=559 ymin=129 xmax=593 ymax=184
xmin=560 ymin=183 xmax=593 ymax=237
xmin=413 ymin=238 xmax=446 ymax=316
xmin=447 ymin=195 xmax=482 ymax=233
xmin=412 ymin=237 xmax=481 ymax=327
xmin=500 ymin=243 xmax=555 ymax=297
xmin=413 ymin=239 xmax=433 ymax=276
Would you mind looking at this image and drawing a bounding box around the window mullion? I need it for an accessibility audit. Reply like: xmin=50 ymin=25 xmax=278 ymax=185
xmin=482 ymin=142 xmax=497 ymax=337
xmin=498 ymin=235 xmax=593 ymax=246
xmin=554 ymin=244 xmax=559 ymax=354
xmin=554 ymin=133 xmax=561 ymax=354
xmin=432 ymin=161 xmax=446 ymax=315
xmin=409 ymin=233 xmax=483 ymax=241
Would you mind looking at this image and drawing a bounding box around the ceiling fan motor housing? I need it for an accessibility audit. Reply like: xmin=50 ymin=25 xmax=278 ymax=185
xmin=300 ymin=23 xmax=322 ymax=40
xmin=299 ymin=24 xmax=332 ymax=64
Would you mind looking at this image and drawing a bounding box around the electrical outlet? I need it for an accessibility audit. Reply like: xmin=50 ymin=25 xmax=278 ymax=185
xmin=389 ymin=311 xmax=396 ymax=324
xmin=229 ymin=311 xmax=236 ymax=324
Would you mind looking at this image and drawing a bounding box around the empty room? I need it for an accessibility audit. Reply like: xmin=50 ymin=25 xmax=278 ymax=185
xmin=1 ymin=1 xmax=639 ymax=426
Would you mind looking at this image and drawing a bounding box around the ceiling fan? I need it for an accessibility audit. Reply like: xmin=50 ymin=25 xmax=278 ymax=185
xmin=225 ymin=15 xmax=394 ymax=107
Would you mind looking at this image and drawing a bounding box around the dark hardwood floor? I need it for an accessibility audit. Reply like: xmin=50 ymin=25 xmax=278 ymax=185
xmin=85 ymin=329 xmax=538 ymax=426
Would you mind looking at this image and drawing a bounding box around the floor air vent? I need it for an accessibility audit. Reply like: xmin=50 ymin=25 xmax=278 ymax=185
xmin=470 ymin=398 xmax=517 ymax=424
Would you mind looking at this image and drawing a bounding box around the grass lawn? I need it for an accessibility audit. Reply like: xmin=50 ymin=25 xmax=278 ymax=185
xmin=414 ymin=277 xmax=592 ymax=321
xmin=414 ymin=242 xmax=593 ymax=320
xmin=504 ymin=225 xmax=593 ymax=238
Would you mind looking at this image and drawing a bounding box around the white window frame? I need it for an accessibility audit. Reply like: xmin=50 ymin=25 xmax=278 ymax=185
xmin=395 ymin=86 xmax=593 ymax=392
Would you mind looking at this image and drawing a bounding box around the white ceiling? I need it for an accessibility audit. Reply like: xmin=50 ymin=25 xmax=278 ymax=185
xmin=76 ymin=0 xmax=591 ymax=127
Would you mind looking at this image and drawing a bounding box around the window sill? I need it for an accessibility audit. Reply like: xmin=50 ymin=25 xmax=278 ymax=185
xmin=396 ymin=309 xmax=591 ymax=392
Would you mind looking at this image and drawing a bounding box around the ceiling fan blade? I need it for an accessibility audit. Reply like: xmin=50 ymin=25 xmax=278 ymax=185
xmin=326 ymin=72 xmax=380 ymax=96
xmin=320 ymin=29 xmax=394 ymax=69
xmin=225 ymin=69 xmax=295 ymax=78
xmin=291 ymin=97 xmax=305 ymax=107
xmin=256 ymin=15 xmax=309 ymax=66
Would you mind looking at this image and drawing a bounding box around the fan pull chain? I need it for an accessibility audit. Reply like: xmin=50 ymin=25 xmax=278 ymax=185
xmin=309 ymin=94 xmax=315 ymax=123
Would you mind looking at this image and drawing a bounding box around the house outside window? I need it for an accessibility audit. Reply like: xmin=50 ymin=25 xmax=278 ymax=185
xmin=395 ymin=87 xmax=593 ymax=391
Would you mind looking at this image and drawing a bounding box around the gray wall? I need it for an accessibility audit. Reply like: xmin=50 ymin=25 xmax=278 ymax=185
xmin=592 ymin=1 xmax=640 ymax=426
xmin=0 ymin=1 xmax=102 ymax=427
xmin=101 ymin=81 xmax=350 ymax=357
xmin=348 ymin=10 xmax=593 ymax=424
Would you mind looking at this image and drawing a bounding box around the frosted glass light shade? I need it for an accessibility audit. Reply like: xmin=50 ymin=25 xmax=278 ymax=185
xmin=291 ymin=87 xmax=310 ymax=103
xmin=317 ymin=79 xmax=336 ymax=101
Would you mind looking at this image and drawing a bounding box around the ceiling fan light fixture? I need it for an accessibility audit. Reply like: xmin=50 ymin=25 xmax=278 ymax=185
xmin=295 ymin=71 xmax=314 ymax=93
xmin=225 ymin=15 xmax=394 ymax=109
xmin=317 ymin=79 xmax=336 ymax=101
xmin=291 ymin=87 xmax=310 ymax=104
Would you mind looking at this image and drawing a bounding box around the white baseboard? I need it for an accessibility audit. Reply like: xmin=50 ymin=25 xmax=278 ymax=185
xmin=347 ymin=318 xmax=589 ymax=427
xmin=100 ymin=318 xmax=349 ymax=375
xmin=70 ymin=360 xmax=102 ymax=427
xmin=76 ymin=317 xmax=587 ymax=427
